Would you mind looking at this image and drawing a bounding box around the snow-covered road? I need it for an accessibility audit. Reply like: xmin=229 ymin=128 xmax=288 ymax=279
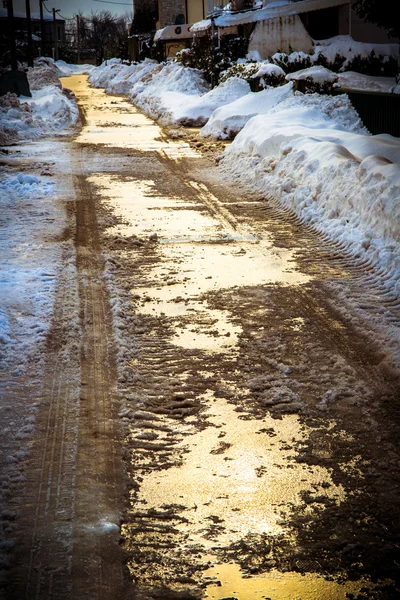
xmin=1 ymin=74 xmax=400 ymax=599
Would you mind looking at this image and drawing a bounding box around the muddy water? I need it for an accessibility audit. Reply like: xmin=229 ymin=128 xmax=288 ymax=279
xmin=65 ymin=75 xmax=391 ymax=599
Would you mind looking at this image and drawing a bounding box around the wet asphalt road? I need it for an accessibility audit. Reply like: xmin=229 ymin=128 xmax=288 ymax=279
xmin=3 ymin=75 xmax=400 ymax=600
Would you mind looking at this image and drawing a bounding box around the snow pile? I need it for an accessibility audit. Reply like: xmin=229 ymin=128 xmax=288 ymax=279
xmin=129 ymin=61 xmax=210 ymax=124
xmin=201 ymin=81 xmax=294 ymax=139
xmin=154 ymin=76 xmax=251 ymax=127
xmin=0 ymin=85 xmax=79 ymax=145
xmin=87 ymin=59 xmax=159 ymax=93
xmin=89 ymin=59 xmax=160 ymax=95
xmin=220 ymin=93 xmax=400 ymax=292
xmin=0 ymin=172 xmax=61 ymax=369
xmin=28 ymin=61 xmax=62 ymax=90
xmin=55 ymin=59 xmax=95 ymax=76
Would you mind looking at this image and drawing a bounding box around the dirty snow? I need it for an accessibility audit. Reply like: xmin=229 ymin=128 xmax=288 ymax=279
xmin=0 ymin=62 xmax=79 ymax=145
xmin=0 ymin=59 xmax=81 ymax=584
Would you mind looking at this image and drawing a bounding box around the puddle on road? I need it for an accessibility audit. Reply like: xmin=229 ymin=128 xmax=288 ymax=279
xmin=90 ymin=173 xmax=309 ymax=353
xmin=136 ymin=396 xmax=344 ymax=546
xmin=204 ymin=563 xmax=368 ymax=600
xmin=65 ymin=75 xmax=198 ymax=158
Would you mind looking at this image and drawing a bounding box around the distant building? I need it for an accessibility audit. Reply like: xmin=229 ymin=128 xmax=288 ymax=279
xmin=0 ymin=5 xmax=65 ymax=56
xmin=132 ymin=0 xmax=399 ymax=60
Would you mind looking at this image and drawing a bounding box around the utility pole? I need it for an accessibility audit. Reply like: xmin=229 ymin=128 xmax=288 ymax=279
xmin=6 ymin=0 xmax=18 ymax=70
xmin=39 ymin=0 xmax=45 ymax=56
xmin=76 ymin=14 xmax=80 ymax=64
xmin=25 ymin=0 xmax=33 ymax=67
xmin=52 ymin=7 xmax=60 ymax=61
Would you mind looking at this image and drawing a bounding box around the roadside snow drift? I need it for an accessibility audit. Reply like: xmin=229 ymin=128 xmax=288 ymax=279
xmin=89 ymin=61 xmax=250 ymax=126
xmin=221 ymin=93 xmax=400 ymax=293
xmin=201 ymin=81 xmax=294 ymax=139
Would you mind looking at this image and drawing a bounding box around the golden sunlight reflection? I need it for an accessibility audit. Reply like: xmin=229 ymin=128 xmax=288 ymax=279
xmin=135 ymin=396 xmax=344 ymax=546
xmin=65 ymin=75 xmax=198 ymax=157
xmin=204 ymin=562 xmax=371 ymax=600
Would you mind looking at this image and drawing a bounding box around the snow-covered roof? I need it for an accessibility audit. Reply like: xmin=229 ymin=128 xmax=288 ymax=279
xmin=190 ymin=19 xmax=212 ymax=33
xmin=0 ymin=8 xmax=63 ymax=21
xmin=212 ymin=0 xmax=350 ymax=28
xmin=154 ymin=23 xmax=194 ymax=41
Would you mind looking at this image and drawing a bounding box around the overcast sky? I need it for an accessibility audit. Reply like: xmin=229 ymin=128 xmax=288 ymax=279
xmin=14 ymin=0 xmax=133 ymax=20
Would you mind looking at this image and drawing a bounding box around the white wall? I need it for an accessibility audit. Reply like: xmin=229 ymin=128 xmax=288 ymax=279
xmin=248 ymin=14 xmax=313 ymax=58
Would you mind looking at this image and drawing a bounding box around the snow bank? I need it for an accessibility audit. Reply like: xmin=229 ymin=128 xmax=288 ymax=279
xmin=0 ymin=63 xmax=79 ymax=145
xmin=0 ymin=87 xmax=79 ymax=145
xmin=128 ymin=61 xmax=209 ymax=124
xmin=153 ymin=76 xmax=251 ymax=127
xmin=55 ymin=59 xmax=94 ymax=75
xmin=88 ymin=59 xmax=160 ymax=94
xmin=0 ymin=172 xmax=62 ymax=369
xmin=201 ymin=81 xmax=293 ymax=139
xmin=28 ymin=62 xmax=62 ymax=90
xmin=220 ymin=93 xmax=400 ymax=292
xmin=90 ymin=59 xmax=160 ymax=95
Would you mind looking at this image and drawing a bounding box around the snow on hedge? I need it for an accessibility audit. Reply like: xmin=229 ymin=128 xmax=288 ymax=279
xmin=220 ymin=95 xmax=400 ymax=292
xmin=312 ymin=35 xmax=399 ymax=69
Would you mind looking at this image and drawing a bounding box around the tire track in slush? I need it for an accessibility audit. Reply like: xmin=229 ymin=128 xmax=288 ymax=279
xmin=71 ymin=173 xmax=128 ymax=599
xmin=8 ymin=172 xmax=128 ymax=599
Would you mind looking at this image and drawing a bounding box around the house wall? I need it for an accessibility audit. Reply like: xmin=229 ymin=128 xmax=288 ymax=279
xmin=187 ymin=0 xmax=206 ymax=24
xmin=248 ymin=14 xmax=313 ymax=58
xmin=158 ymin=0 xmax=186 ymax=28
xmin=350 ymin=9 xmax=400 ymax=44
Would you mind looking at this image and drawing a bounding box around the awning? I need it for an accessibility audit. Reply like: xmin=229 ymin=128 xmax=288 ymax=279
xmin=189 ymin=19 xmax=212 ymax=33
xmin=213 ymin=0 xmax=350 ymax=28
xmin=154 ymin=23 xmax=194 ymax=41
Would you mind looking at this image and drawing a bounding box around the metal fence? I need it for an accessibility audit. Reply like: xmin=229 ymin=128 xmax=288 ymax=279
xmin=332 ymin=88 xmax=400 ymax=137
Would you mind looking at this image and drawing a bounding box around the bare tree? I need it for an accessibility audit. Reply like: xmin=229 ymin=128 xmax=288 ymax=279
xmin=66 ymin=11 xmax=131 ymax=65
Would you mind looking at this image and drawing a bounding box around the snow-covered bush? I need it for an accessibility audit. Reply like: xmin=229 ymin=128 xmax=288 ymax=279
xmin=270 ymin=37 xmax=399 ymax=77
xmin=345 ymin=51 xmax=397 ymax=76
xmin=220 ymin=60 xmax=285 ymax=90
xmin=220 ymin=61 xmax=262 ymax=83
xmin=286 ymin=66 xmax=338 ymax=94
xmin=175 ymin=33 xmax=248 ymax=83
xmin=271 ymin=51 xmax=312 ymax=74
